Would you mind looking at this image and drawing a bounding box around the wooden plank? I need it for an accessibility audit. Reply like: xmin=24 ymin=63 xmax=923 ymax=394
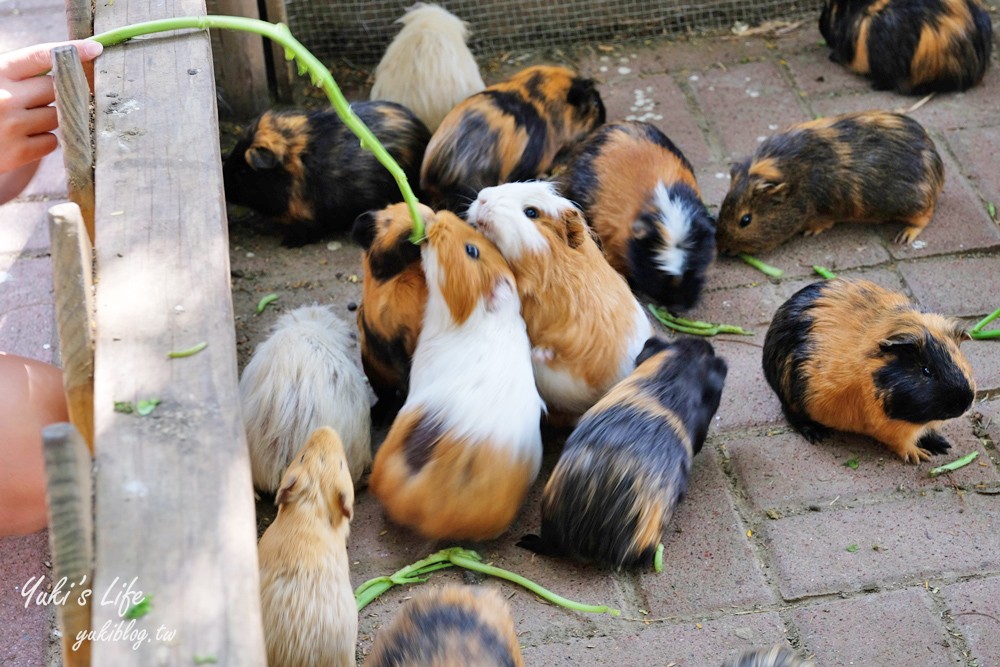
xmin=63 ymin=0 xmax=93 ymax=40
xmin=42 ymin=422 xmax=93 ymax=667
xmin=48 ymin=202 xmax=95 ymax=450
xmin=206 ymin=0 xmax=271 ymax=118
xmin=262 ymin=0 xmax=295 ymax=104
xmin=91 ymin=1 xmax=266 ymax=664
xmin=51 ymin=47 xmax=95 ymax=243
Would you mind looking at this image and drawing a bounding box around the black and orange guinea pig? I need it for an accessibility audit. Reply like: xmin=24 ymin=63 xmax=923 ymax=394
xmin=420 ymin=65 xmax=606 ymax=213
xmin=717 ymin=111 xmax=944 ymax=255
xmin=368 ymin=208 xmax=544 ymax=541
xmin=364 ymin=585 xmax=523 ymax=667
xmin=558 ymin=121 xmax=716 ymax=312
xmin=763 ymin=278 xmax=976 ymax=464
xmin=819 ymin=0 xmax=992 ymax=94
xmin=518 ymin=336 xmax=727 ymax=569
xmin=223 ymin=101 xmax=430 ymax=246
xmin=722 ymin=645 xmax=813 ymax=667
xmin=352 ymin=202 xmax=429 ymax=421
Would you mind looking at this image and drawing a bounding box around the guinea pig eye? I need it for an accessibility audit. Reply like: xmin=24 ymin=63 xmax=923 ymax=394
xmin=739 ymin=213 xmax=753 ymax=228
xmin=921 ymin=366 xmax=932 ymax=378
xmin=465 ymin=243 xmax=480 ymax=259
xmin=524 ymin=207 xmax=539 ymax=219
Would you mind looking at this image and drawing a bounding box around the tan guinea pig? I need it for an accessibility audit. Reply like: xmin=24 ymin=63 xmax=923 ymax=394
xmin=420 ymin=65 xmax=605 ymax=213
xmin=716 ymin=111 xmax=944 ymax=256
xmin=364 ymin=585 xmax=524 ymax=667
xmin=466 ymin=180 xmax=652 ymax=421
xmin=368 ymin=209 xmax=544 ymax=541
xmin=258 ymin=426 xmax=356 ymax=667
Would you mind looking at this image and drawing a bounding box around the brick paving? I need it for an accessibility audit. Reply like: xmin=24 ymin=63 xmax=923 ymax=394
xmin=1 ymin=3 xmax=999 ymax=666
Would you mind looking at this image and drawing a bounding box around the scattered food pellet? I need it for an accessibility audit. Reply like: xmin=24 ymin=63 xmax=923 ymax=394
xmin=327 ymin=241 xmax=343 ymax=251
xmin=618 ymin=67 xmax=632 ymax=75
xmin=246 ymin=252 xmax=255 ymax=258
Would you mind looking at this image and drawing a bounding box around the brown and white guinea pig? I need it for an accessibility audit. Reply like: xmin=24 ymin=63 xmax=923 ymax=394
xmin=351 ymin=202 xmax=429 ymax=421
xmin=368 ymin=209 xmax=544 ymax=541
xmin=763 ymin=278 xmax=976 ymax=463
xmin=466 ymin=180 xmax=652 ymax=421
xmin=240 ymin=305 xmax=371 ymax=492
xmin=716 ymin=111 xmax=944 ymax=255
xmin=557 ymin=121 xmax=716 ymax=312
xmin=722 ymin=645 xmax=813 ymax=667
xmin=258 ymin=426 xmax=357 ymax=667
xmin=518 ymin=336 xmax=727 ymax=569
xmin=222 ymin=101 xmax=430 ymax=246
xmin=370 ymin=3 xmax=485 ymax=133
xmin=819 ymin=0 xmax=992 ymax=94
xmin=420 ymin=65 xmax=606 ymax=213
xmin=364 ymin=585 xmax=523 ymax=667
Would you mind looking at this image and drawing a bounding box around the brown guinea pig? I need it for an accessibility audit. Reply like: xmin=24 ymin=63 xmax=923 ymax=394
xmin=518 ymin=336 xmax=727 ymax=570
xmin=819 ymin=0 xmax=992 ymax=94
xmin=258 ymin=426 xmax=356 ymax=667
xmin=763 ymin=278 xmax=976 ymax=463
xmin=368 ymin=209 xmax=544 ymax=541
xmin=223 ymin=101 xmax=430 ymax=246
xmin=420 ymin=65 xmax=606 ymax=213
xmin=351 ymin=202 xmax=429 ymax=422
xmin=722 ymin=645 xmax=813 ymax=667
xmin=466 ymin=180 xmax=652 ymax=422
xmin=558 ymin=120 xmax=717 ymax=312
xmin=364 ymin=585 xmax=524 ymax=667
xmin=716 ymin=111 xmax=944 ymax=255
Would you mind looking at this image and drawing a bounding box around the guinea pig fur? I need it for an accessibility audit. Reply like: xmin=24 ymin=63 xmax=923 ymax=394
xmin=466 ymin=180 xmax=653 ymax=420
xmin=763 ymin=278 xmax=976 ymax=463
xmin=258 ymin=426 xmax=357 ymax=667
xmin=518 ymin=336 xmax=727 ymax=569
xmin=364 ymin=585 xmax=524 ymax=667
xmin=819 ymin=0 xmax=992 ymax=94
xmin=722 ymin=645 xmax=813 ymax=667
xmin=222 ymin=101 xmax=430 ymax=246
xmin=716 ymin=111 xmax=944 ymax=255
xmin=370 ymin=3 xmax=485 ymax=133
xmin=352 ymin=202 xmax=429 ymax=421
xmin=368 ymin=209 xmax=544 ymax=541
xmin=420 ymin=65 xmax=606 ymax=213
xmin=240 ymin=304 xmax=372 ymax=492
xmin=558 ymin=120 xmax=716 ymax=312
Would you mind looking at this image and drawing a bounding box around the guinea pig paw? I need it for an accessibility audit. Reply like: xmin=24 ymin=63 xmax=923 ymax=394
xmin=916 ymin=431 xmax=952 ymax=456
xmin=897 ymin=443 xmax=933 ymax=464
xmin=894 ymin=226 xmax=923 ymax=246
xmin=531 ymin=346 xmax=555 ymax=364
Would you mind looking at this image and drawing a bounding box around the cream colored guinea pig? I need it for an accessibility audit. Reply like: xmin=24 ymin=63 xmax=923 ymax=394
xmin=370 ymin=3 xmax=485 ymax=133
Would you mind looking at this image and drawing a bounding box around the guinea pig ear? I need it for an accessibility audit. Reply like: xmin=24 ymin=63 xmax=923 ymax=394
xmin=561 ymin=206 xmax=589 ymax=249
xmin=246 ymin=145 xmax=280 ymax=171
xmin=337 ymin=491 xmax=353 ymax=523
xmin=753 ymin=179 xmax=788 ymax=201
xmin=351 ymin=210 xmax=378 ymax=249
xmin=631 ymin=214 xmax=658 ymax=241
xmin=878 ymin=332 xmax=921 ymax=354
xmin=567 ymin=77 xmax=606 ymax=122
xmin=275 ymin=474 xmax=300 ymax=507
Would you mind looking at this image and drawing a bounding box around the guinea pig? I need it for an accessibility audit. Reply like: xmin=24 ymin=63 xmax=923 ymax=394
xmin=240 ymin=304 xmax=371 ymax=492
xmin=368 ymin=208 xmax=544 ymax=541
xmin=518 ymin=336 xmax=727 ymax=569
xmin=258 ymin=426 xmax=357 ymax=667
xmin=763 ymin=278 xmax=976 ymax=463
xmin=558 ymin=120 xmax=716 ymax=312
xmin=716 ymin=111 xmax=944 ymax=255
xmin=420 ymin=65 xmax=606 ymax=213
xmin=222 ymin=101 xmax=431 ymax=246
xmin=819 ymin=0 xmax=993 ymax=94
xmin=364 ymin=585 xmax=523 ymax=667
xmin=466 ymin=180 xmax=652 ymax=421
xmin=352 ymin=202 xmax=429 ymax=422
xmin=370 ymin=2 xmax=485 ymax=133
xmin=722 ymin=645 xmax=813 ymax=667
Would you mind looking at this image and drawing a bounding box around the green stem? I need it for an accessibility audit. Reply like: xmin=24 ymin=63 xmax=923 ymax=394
xmin=928 ymin=451 xmax=979 ymax=478
xmin=166 ymin=341 xmax=207 ymax=358
xmin=354 ymin=549 xmax=457 ymax=611
xmin=647 ymin=304 xmax=753 ymax=337
xmin=970 ymin=329 xmax=1000 ymax=340
xmin=91 ymin=16 xmax=425 ymax=243
xmin=738 ymin=253 xmax=784 ymax=278
xmin=653 ymin=543 xmax=664 ymax=573
xmin=812 ymin=265 xmax=837 ymax=279
xmin=971 ymin=307 xmax=1000 ymax=334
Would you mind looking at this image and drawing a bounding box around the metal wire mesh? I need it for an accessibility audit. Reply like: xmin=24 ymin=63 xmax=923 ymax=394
xmin=284 ymin=0 xmax=824 ymax=67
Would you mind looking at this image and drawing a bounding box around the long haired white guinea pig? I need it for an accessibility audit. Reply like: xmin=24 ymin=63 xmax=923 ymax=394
xmin=370 ymin=3 xmax=485 ymax=133
xmin=240 ymin=304 xmax=372 ymax=492
xmin=466 ymin=181 xmax=652 ymax=422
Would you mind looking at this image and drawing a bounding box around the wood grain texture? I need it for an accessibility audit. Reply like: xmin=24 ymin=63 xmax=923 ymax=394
xmin=262 ymin=0 xmax=295 ymax=104
xmin=48 ymin=202 xmax=95 ymax=450
xmin=51 ymin=47 xmax=95 ymax=243
xmin=206 ymin=0 xmax=271 ymax=119
xmin=92 ymin=1 xmax=266 ymax=664
xmin=63 ymin=0 xmax=93 ymax=40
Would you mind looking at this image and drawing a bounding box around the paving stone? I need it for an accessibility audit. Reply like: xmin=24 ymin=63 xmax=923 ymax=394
xmin=19 ymin=148 xmax=69 ymax=199
xmin=764 ymin=494 xmax=1000 ymax=599
xmin=961 ymin=329 xmax=1000 ymax=394
xmin=0 ymin=200 xmax=56 ymax=257
xmin=944 ymin=125 xmax=1000 ymax=214
xmin=791 ymin=588 xmax=957 ymax=666
xmin=0 ymin=6 xmax=67 ymax=53
xmin=725 ymin=416 xmax=999 ymax=512
xmin=577 ymin=47 xmax=670 ymax=86
xmin=0 ymin=255 xmax=57 ymax=362
xmin=636 ymin=448 xmax=775 ymax=617
xmin=0 ymin=531 xmax=53 ymax=667
xmin=899 ymin=255 xmax=1000 ymax=318
xmin=783 ymin=50 xmax=872 ymax=99
xmin=687 ymin=60 xmax=812 ymax=160
xmin=940 ymin=577 xmax=1000 ymax=667
xmin=522 ymin=611 xmax=790 ymax=667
